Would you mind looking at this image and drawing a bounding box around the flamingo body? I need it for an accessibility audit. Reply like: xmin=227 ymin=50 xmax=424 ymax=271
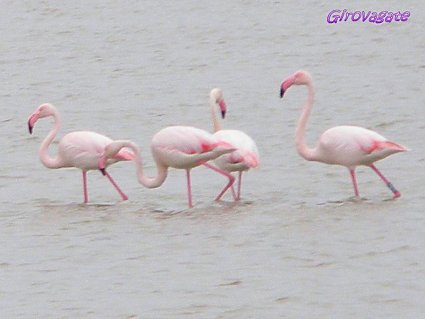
xmin=98 ymin=125 xmax=236 ymax=208
xmin=56 ymin=131 xmax=132 ymax=170
xmin=280 ymin=70 xmax=407 ymax=199
xmin=27 ymin=103 xmax=132 ymax=203
xmin=316 ymin=125 xmax=405 ymax=167
xmin=207 ymin=88 xmax=260 ymax=200
xmin=151 ymin=126 xmax=231 ymax=169
xmin=213 ymin=130 xmax=259 ymax=171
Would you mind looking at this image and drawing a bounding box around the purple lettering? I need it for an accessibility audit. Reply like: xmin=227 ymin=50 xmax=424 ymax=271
xmin=385 ymin=12 xmax=394 ymax=23
xmin=376 ymin=11 xmax=387 ymax=24
xmin=326 ymin=9 xmax=410 ymax=24
xmin=369 ymin=12 xmax=377 ymax=23
xmin=352 ymin=11 xmax=361 ymax=21
xmin=401 ymin=11 xmax=410 ymax=22
xmin=361 ymin=11 xmax=371 ymax=22
xmin=394 ymin=11 xmax=401 ymax=21
xmin=340 ymin=9 xmax=347 ymax=21
xmin=344 ymin=12 xmax=352 ymax=21
xmin=327 ymin=10 xmax=341 ymax=24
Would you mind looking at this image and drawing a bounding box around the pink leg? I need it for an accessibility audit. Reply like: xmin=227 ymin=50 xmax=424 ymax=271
xmin=236 ymin=171 xmax=242 ymax=201
xmin=202 ymin=162 xmax=236 ymax=201
xmin=103 ymin=170 xmax=128 ymax=201
xmin=349 ymin=168 xmax=360 ymax=197
xmin=82 ymin=171 xmax=88 ymax=203
xmin=186 ymin=169 xmax=193 ymax=208
xmin=370 ymin=164 xmax=401 ymax=198
xmin=230 ymin=184 xmax=237 ymax=201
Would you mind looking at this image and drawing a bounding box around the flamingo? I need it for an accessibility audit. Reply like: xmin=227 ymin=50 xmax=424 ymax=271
xmin=208 ymin=88 xmax=260 ymax=200
xmin=279 ymin=70 xmax=407 ymax=199
xmin=97 ymin=126 xmax=236 ymax=208
xmin=27 ymin=103 xmax=134 ymax=203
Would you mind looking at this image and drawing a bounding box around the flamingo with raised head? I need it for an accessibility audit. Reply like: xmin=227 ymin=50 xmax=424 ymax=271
xmin=280 ymin=70 xmax=407 ymax=199
xmin=27 ymin=103 xmax=133 ymax=203
xmin=98 ymin=126 xmax=236 ymax=208
xmin=208 ymin=88 xmax=259 ymax=200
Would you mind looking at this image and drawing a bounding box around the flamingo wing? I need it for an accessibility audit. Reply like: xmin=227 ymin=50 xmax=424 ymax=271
xmin=151 ymin=126 xmax=235 ymax=169
xmin=58 ymin=131 xmax=133 ymax=170
xmin=318 ymin=126 xmax=406 ymax=166
xmin=152 ymin=126 xmax=218 ymax=154
xmin=213 ymin=130 xmax=260 ymax=170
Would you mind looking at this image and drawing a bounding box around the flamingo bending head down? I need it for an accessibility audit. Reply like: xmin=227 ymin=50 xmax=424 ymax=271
xmin=98 ymin=125 xmax=236 ymax=208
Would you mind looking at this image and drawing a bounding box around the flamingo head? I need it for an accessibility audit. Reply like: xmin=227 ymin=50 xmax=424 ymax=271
xmin=98 ymin=140 xmax=138 ymax=174
xmin=210 ymin=88 xmax=227 ymax=119
xmin=27 ymin=103 xmax=56 ymax=134
xmin=280 ymin=70 xmax=312 ymax=98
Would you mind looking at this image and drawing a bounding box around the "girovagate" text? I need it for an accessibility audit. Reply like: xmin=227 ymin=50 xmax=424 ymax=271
xmin=327 ymin=9 xmax=410 ymax=24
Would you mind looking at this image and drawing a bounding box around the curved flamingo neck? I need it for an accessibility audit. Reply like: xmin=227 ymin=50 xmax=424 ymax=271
xmin=210 ymin=98 xmax=221 ymax=132
xmin=39 ymin=109 xmax=63 ymax=168
xmin=295 ymin=80 xmax=318 ymax=161
xmin=137 ymin=160 xmax=168 ymax=189
xmin=119 ymin=141 xmax=168 ymax=189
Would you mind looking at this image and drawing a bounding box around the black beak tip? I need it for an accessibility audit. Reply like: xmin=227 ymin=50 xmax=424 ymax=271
xmin=221 ymin=110 xmax=226 ymax=119
xmin=280 ymin=88 xmax=285 ymax=98
xmin=100 ymin=168 xmax=106 ymax=176
xmin=28 ymin=124 xmax=33 ymax=134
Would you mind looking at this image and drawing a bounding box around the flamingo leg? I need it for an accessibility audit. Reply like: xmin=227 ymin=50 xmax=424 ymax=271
xmin=186 ymin=169 xmax=193 ymax=208
xmin=230 ymin=184 xmax=237 ymax=201
xmin=349 ymin=168 xmax=360 ymax=197
xmin=202 ymin=162 xmax=236 ymax=201
xmin=82 ymin=171 xmax=88 ymax=203
xmin=102 ymin=170 xmax=128 ymax=201
xmin=236 ymin=171 xmax=243 ymax=201
xmin=370 ymin=164 xmax=401 ymax=198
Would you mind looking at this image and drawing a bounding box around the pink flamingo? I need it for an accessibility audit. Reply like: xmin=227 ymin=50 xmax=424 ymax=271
xmin=27 ymin=103 xmax=134 ymax=203
xmin=280 ymin=70 xmax=407 ymax=199
xmin=98 ymin=126 xmax=236 ymax=208
xmin=208 ymin=88 xmax=260 ymax=200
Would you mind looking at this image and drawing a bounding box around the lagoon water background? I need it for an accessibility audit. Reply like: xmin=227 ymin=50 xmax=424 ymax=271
xmin=1 ymin=1 xmax=425 ymax=318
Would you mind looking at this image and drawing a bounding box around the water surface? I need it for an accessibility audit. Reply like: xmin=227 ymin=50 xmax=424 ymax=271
xmin=1 ymin=1 xmax=424 ymax=318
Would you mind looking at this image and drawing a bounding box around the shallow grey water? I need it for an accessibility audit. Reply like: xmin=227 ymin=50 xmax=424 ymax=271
xmin=1 ymin=1 xmax=425 ymax=318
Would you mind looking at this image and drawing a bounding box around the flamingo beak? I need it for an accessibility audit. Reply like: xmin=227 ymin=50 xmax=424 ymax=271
xmin=27 ymin=113 xmax=39 ymax=134
xmin=98 ymin=155 xmax=107 ymax=175
xmin=219 ymin=100 xmax=227 ymax=119
xmin=280 ymin=86 xmax=285 ymax=98
xmin=280 ymin=76 xmax=296 ymax=98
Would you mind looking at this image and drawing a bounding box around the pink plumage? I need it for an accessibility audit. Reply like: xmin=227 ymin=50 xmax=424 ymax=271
xmin=280 ymin=70 xmax=407 ymax=199
xmin=98 ymin=125 xmax=236 ymax=208
xmin=27 ymin=103 xmax=133 ymax=203
xmin=208 ymin=88 xmax=260 ymax=200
